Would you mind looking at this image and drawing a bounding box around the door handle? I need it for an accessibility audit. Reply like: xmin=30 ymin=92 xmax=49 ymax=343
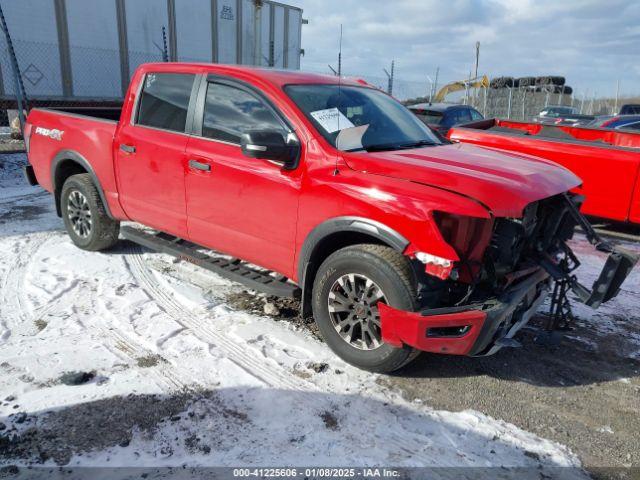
xmin=189 ymin=159 xmax=211 ymax=172
xmin=120 ymin=144 xmax=136 ymax=154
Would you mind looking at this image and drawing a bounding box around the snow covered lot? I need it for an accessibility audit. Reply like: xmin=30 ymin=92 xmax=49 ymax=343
xmin=0 ymin=153 xmax=638 ymax=478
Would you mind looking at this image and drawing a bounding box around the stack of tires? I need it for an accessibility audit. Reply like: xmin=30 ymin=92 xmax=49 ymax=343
xmin=490 ymin=76 xmax=514 ymax=89
xmin=535 ymin=76 xmax=565 ymax=87
xmin=516 ymin=76 xmax=536 ymax=88
xmin=490 ymin=75 xmax=572 ymax=94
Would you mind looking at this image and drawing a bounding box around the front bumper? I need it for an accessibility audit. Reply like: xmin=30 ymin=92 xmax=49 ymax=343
xmin=380 ymin=269 xmax=550 ymax=356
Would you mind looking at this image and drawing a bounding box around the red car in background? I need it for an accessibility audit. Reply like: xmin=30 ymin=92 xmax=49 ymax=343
xmin=448 ymin=119 xmax=640 ymax=224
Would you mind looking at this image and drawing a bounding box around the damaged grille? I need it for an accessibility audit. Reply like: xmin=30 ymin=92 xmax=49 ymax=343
xmin=485 ymin=194 xmax=579 ymax=281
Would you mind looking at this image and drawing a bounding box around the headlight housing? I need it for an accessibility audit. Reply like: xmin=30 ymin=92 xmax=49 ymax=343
xmin=431 ymin=211 xmax=495 ymax=282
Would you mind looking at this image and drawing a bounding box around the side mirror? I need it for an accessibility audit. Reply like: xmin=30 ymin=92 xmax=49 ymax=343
xmin=240 ymin=130 xmax=299 ymax=169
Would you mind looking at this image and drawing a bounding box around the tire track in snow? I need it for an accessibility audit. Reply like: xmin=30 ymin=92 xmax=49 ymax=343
xmin=0 ymin=230 xmax=193 ymax=393
xmin=125 ymin=246 xmax=304 ymax=391
xmin=91 ymin=265 xmax=199 ymax=393
xmin=125 ymin=245 xmax=447 ymax=465
xmin=94 ymin=322 xmax=192 ymax=392
xmin=0 ymin=232 xmax=54 ymax=341
xmin=0 ymin=190 xmax=48 ymax=204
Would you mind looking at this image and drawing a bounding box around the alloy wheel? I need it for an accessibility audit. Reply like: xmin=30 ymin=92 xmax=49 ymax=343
xmin=67 ymin=190 xmax=92 ymax=238
xmin=327 ymin=273 xmax=387 ymax=350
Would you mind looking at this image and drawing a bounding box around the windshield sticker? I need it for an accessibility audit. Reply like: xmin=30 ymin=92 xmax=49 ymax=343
xmin=310 ymin=108 xmax=354 ymax=133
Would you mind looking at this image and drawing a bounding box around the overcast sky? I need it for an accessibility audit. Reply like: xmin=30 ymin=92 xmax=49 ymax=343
xmin=289 ymin=0 xmax=639 ymax=98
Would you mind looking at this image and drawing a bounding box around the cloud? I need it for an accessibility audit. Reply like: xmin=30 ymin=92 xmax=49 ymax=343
xmin=289 ymin=0 xmax=640 ymax=97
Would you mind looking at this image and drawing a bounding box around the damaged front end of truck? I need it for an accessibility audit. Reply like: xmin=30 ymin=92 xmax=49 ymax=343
xmin=381 ymin=193 xmax=638 ymax=356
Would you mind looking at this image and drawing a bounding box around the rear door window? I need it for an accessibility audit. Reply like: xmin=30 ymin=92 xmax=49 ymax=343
xmin=136 ymin=73 xmax=195 ymax=132
xmin=201 ymin=82 xmax=285 ymax=144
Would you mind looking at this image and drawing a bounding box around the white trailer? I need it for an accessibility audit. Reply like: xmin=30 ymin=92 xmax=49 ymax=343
xmin=0 ymin=0 xmax=304 ymax=104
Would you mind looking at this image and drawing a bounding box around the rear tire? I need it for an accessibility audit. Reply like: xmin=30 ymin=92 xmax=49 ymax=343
xmin=312 ymin=244 xmax=420 ymax=373
xmin=60 ymin=174 xmax=120 ymax=251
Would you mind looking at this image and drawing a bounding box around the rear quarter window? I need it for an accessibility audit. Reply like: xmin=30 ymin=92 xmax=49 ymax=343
xmin=136 ymin=73 xmax=195 ymax=132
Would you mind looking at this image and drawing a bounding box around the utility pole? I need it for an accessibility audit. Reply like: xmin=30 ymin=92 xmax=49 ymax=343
xmin=473 ymin=41 xmax=480 ymax=102
xmin=464 ymin=70 xmax=471 ymax=105
xmin=432 ymin=66 xmax=439 ymax=101
xmin=383 ymin=60 xmax=394 ymax=95
xmin=614 ymin=79 xmax=620 ymax=114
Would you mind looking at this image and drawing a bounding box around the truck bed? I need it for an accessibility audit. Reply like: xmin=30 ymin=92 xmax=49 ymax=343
xmin=448 ymin=119 xmax=640 ymax=223
xmin=25 ymin=107 xmax=126 ymax=219
xmin=41 ymin=106 xmax=123 ymax=122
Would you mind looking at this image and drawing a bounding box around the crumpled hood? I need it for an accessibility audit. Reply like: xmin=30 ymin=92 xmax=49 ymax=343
xmin=343 ymin=142 xmax=581 ymax=217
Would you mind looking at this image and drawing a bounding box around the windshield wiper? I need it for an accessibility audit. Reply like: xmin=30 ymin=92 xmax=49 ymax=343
xmin=364 ymin=140 xmax=436 ymax=152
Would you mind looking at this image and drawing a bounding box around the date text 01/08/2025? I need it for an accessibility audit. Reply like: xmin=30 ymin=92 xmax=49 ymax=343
xmin=232 ymin=467 xmax=401 ymax=478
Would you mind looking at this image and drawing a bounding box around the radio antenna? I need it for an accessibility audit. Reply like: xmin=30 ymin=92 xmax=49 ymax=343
xmin=333 ymin=24 xmax=343 ymax=176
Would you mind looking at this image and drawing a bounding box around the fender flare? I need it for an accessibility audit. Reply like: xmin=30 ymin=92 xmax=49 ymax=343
xmin=297 ymin=216 xmax=409 ymax=316
xmin=50 ymin=150 xmax=114 ymax=219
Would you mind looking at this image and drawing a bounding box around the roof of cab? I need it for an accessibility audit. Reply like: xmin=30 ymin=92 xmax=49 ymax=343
xmin=138 ymin=62 xmax=370 ymax=89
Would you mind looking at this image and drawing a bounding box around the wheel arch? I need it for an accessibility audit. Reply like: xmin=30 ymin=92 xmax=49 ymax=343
xmin=298 ymin=217 xmax=410 ymax=317
xmin=51 ymin=150 xmax=113 ymax=219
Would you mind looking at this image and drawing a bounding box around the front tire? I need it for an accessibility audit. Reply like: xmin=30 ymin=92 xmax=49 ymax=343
xmin=60 ymin=174 xmax=120 ymax=251
xmin=312 ymin=244 xmax=419 ymax=373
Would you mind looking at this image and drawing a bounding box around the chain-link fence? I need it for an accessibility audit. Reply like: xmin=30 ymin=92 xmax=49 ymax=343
xmin=469 ymin=87 xmax=573 ymax=121
xmin=331 ymin=68 xmax=637 ymax=121
xmin=465 ymin=87 xmax=635 ymax=120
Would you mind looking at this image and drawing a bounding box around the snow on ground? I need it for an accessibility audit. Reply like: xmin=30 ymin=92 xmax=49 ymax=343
xmin=0 ymin=153 xmax=613 ymax=477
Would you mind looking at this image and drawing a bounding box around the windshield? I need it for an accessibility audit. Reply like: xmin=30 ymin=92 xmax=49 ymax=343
xmin=285 ymin=84 xmax=442 ymax=152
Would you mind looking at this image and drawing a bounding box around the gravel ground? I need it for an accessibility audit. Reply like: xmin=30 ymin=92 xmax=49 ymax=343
xmin=381 ymin=316 xmax=640 ymax=478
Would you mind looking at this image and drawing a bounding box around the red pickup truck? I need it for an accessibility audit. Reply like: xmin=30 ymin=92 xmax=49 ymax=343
xmin=23 ymin=63 xmax=637 ymax=372
xmin=448 ymin=119 xmax=640 ymax=224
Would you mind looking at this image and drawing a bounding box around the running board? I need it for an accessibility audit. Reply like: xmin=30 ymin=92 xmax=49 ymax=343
xmin=121 ymin=226 xmax=301 ymax=299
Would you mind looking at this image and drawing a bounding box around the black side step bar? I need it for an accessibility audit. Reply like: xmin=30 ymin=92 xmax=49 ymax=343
xmin=121 ymin=226 xmax=301 ymax=299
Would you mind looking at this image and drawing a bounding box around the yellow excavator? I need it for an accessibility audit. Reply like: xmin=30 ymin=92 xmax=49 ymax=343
xmin=432 ymin=75 xmax=489 ymax=103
